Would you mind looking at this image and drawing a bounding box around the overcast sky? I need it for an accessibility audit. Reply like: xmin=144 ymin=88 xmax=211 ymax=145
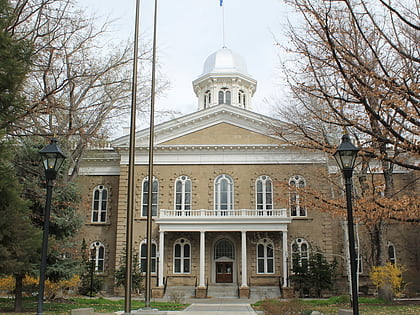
xmin=81 ymin=0 xmax=293 ymax=130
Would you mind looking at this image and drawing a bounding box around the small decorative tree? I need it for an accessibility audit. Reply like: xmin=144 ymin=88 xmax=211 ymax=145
xmin=290 ymin=251 xmax=337 ymax=298
xmin=114 ymin=249 xmax=144 ymax=295
xmin=370 ymin=263 xmax=405 ymax=301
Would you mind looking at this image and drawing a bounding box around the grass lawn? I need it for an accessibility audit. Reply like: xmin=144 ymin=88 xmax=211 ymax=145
xmin=0 ymin=297 xmax=189 ymax=314
xmin=253 ymin=297 xmax=420 ymax=315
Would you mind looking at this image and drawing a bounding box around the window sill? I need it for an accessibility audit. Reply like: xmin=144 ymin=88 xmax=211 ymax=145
xmin=87 ymin=222 xmax=112 ymax=226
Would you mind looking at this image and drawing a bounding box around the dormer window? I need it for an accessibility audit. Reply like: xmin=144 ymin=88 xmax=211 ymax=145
xmin=218 ymin=88 xmax=231 ymax=105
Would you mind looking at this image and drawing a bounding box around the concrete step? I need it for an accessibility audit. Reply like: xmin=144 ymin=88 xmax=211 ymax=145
xmin=207 ymin=284 xmax=239 ymax=298
xmin=164 ymin=285 xmax=195 ymax=301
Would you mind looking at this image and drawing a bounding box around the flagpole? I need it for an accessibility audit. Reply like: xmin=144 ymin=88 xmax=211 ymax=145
xmin=221 ymin=0 xmax=225 ymax=47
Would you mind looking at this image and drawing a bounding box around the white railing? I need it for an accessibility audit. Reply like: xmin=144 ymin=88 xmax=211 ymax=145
xmin=159 ymin=208 xmax=289 ymax=218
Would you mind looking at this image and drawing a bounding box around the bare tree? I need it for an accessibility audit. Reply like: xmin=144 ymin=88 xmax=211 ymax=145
xmin=7 ymin=0 xmax=169 ymax=177
xmin=274 ymin=0 xmax=419 ymax=299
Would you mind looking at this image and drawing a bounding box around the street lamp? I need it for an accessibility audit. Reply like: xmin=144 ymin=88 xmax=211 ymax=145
xmin=333 ymin=134 xmax=360 ymax=315
xmin=37 ymin=138 xmax=66 ymax=315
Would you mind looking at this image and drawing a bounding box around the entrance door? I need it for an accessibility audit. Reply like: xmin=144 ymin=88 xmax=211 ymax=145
xmin=216 ymin=262 xmax=233 ymax=283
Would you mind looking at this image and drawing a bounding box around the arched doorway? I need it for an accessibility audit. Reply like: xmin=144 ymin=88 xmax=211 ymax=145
xmin=213 ymin=238 xmax=235 ymax=283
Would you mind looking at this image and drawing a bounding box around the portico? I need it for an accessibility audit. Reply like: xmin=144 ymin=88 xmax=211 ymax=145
xmin=155 ymin=208 xmax=292 ymax=298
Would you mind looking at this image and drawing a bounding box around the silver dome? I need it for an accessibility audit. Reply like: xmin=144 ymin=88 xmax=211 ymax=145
xmin=202 ymin=47 xmax=248 ymax=75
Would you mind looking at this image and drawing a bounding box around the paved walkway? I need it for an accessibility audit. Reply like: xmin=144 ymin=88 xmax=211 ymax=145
xmin=167 ymin=303 xmax=257 ymax=314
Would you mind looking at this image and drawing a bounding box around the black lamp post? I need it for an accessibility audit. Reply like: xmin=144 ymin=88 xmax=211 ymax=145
xmin=37 ymin=138 xmax=66 ymax=315
xmin=333 ymin=134 xmax=360 ymax=315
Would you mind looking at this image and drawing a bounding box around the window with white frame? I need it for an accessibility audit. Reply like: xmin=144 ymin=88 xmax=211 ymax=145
xmin=90 ymin=241 xmax=105 ymax=272
xmin=238 ymin=90 xmax=246 ymax=107
xmin=175 ymin=176 xmax=192 ymax=215
xmin=256 ymin=175 xmax=273 ymax=215
xmin=140 ymin=241 xmax=157 ymax=273
xmin=388 ymin=243 xmax=396 ymax=265
xmin=214 ymin=238 xmax=235 ymax=259
xmin=214 ymin=174 xmax=234 ymax=214
xmin=141 ymin=177 xmax=159 ymax=216
xmin=291 ymin=238 xmax=309 ymax=272
xmin=257 ymin=238 xmax=274 ymax=274
xmin=174 ymin=238 xmax=191 ymax=274
xmin=355 ymin=242 xmax=363 ymax=274
xmin=289 ymin=175 xmax=306 ymax=217
xmin=218 ymin=89 xmax=231 ymax=105
xmin=91 ymin=185 xmax=108 ymax=223
xmin=204 ymin=90 xmax=211 ymax=108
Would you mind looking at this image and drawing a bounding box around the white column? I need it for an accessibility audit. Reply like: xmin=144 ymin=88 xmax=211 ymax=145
xmin=241 ymin=230 xmax=248 ymax=287
xmin=158 ymin=231 xmax=164 ymax=287
xmin=282 ymin=231 xmax=288 ymax=287
xmin=199 ymin=231 xmax=205 ymax=287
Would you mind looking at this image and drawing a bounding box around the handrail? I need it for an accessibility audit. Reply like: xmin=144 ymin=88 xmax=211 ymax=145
xmin=194 ymin=276 xmax=197 ymax=297
xmin=159 ymin=208 xmax=289 ymax=218
xmin=205 ymin=278 xmax=209 ymax=297
xmin=163 ymin=276 xmax=167 ymax=296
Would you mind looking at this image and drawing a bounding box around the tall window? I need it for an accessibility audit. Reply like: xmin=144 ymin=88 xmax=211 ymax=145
xmin=90 ymin=241 xmax=105 ymax=272
xmin=140 ymin=241 xmax=157 ymax=273
xmin=289 ymin=175 xmax=306 ymax=217
xmin=174 ymin=238 xmax=191 ymax=273
xmin=204 ymin=90 xmax=211 ymax=108
xmin=142 ymin=177 xmax=159 ymax=216
xmin=256 ymin=175 xmax=273 ymax=215
xmin=214 ymin=238 xmax=235 ymax=259
xmin=238 ymin=90 xmax=246 ymax=107
xmin=291 ymin=238 xmax=309 ymax=272
xmin=257 ymin=239 xmax=274 ymax=274
xmin=92 ymin=185 xmax=108 ymax=223
xmin=214 ymin=174 xmax=234 ymax=214
xmin=218 ymin=89 xmax=231 ymax=105
xmin=175 ymin=176 xmax=192 ymax=215
xmin=388 ymin=243 xmax=396 ymax=265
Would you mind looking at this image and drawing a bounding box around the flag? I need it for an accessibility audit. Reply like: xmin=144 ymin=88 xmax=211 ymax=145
xmin=220 ymin=0 xmax=223 ymax=7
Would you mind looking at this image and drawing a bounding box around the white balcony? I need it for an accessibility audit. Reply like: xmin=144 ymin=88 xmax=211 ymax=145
xmin=156 ymin=209 xmax=292 ymax=232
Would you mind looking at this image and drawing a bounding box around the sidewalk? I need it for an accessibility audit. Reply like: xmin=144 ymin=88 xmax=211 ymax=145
xmin=167 ymin=303 xmax=257 ymax=314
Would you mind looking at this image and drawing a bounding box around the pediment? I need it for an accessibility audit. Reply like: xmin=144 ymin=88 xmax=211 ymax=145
xmin=112 ymin=105 xmax=283 ymax=148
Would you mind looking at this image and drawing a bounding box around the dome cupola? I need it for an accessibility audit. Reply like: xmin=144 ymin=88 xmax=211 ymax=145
xmin=193 ymin=47 xmax=257 ymax=111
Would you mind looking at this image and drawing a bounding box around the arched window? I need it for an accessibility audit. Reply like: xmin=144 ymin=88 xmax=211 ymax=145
xmin=218 ymin=89 xmax=231 ymax=105
xmin=174 ymin=238 xmax=191 ymax=273
xmin=90 ymin=241 xmax=105 ymax=272
xmin=214 ymin=238 xmax=235 ymax=259
xmin=257 ymin=238 xmax=274 ymax=274
xmin=204 ymin=90 xmax=211 ymax=108
xmin=91 ymin=185 xmax=108 ymax=223
xmin=256 ymin=175 xmax=273 ymax=215
xmin=388 ymin=243 xmax=396 ymax=265
xmin=140 ymin=241 xmax=157 ymax=273
xmin=142 ymin=177 xmax=159 ymax=216
xmin=238 ymin=90 xmax=246 ymax=107
xmin=289 ymin=175 xmax=306 ymax=217
xmin=291 ymin=238 xmax=309 ymax=272
xmin=225 ymin=91 xmax=231 ymax=105
xmin=214 ymin=174 xmax=234 ymax=214
xmin=175 ymin=175 xmax=192 ymax=215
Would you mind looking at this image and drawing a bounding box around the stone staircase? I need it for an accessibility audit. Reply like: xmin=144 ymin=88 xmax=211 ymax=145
xmin=207 ymin=283 xmax=239 ymax=298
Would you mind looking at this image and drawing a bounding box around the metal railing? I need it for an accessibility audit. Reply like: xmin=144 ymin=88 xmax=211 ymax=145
xmin=159 ymin=208 xmax=289 ymax=218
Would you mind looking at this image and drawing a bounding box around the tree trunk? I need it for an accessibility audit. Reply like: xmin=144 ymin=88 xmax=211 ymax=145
xmin=14 ymin=274 xmax=23 ymax=312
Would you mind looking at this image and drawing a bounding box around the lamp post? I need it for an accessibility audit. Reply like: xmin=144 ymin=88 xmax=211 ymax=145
xmin=37 ymin=138 xmax=66 ymax=315
xmin=333 ymin=134 xmax=360 ymax=315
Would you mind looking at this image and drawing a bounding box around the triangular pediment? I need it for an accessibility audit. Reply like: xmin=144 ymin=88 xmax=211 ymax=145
xmin=161 ymin=122 xmax=279 ymax=145
xmin=112 ymin=105 xmax=284 ymax=148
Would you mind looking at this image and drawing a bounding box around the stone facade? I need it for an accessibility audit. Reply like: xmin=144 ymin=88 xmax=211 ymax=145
xmin=75 ymin=47 xmax=420 ymax=298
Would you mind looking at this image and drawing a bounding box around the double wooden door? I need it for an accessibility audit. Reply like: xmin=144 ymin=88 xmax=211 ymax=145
xmin=216 ymin=262 xmax=233 ymax=283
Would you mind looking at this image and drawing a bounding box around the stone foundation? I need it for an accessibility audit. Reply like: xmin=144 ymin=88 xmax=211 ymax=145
xmin=195 ymin=286 xmax=207 ymax=298
xmin=239 ymin=286 xmax=250 ymax=299
xmin=281 ymin=287 xmax=294 ymax=298
xmin=152 ymin=287 xmax=164 ymax=298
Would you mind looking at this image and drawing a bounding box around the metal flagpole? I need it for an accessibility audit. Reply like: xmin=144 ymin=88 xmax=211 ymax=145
xmin=145 ymin=0 xmax=158 ymax=309
xmin=124 ymin=0 xmax=141 ymax=312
